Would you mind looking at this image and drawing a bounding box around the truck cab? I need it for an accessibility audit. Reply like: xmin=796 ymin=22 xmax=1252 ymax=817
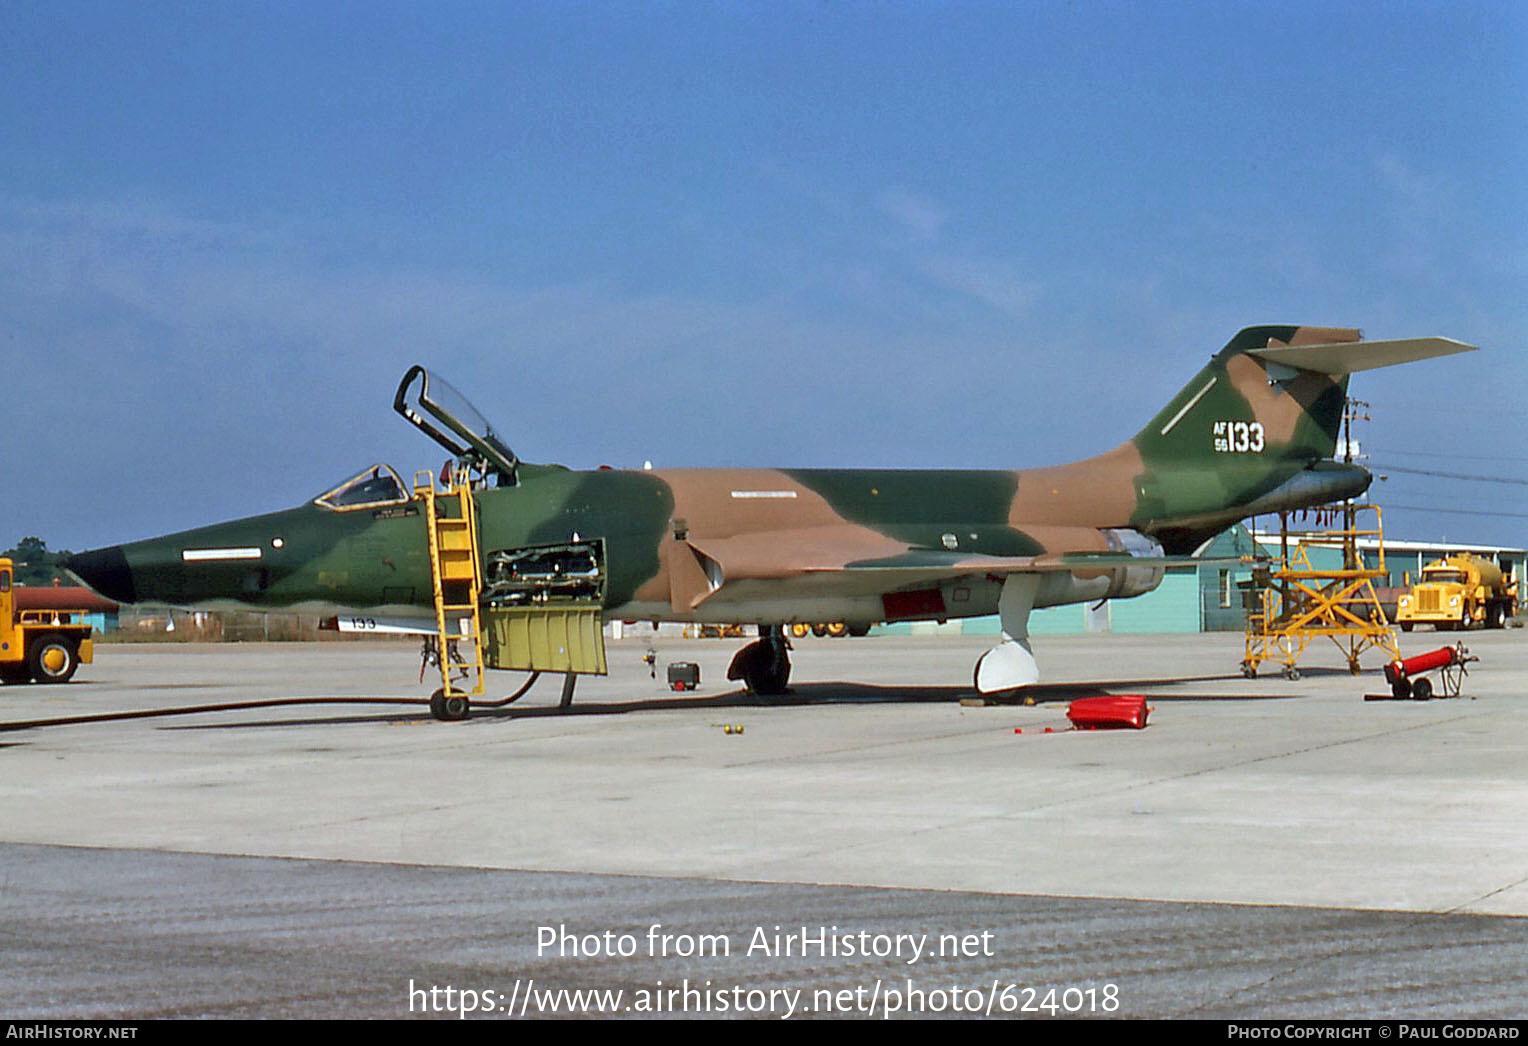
xmin=0 ymin=558 xmax=95 ymax=684
xmin=1396 ymin=554 xmax=1517 ymax=632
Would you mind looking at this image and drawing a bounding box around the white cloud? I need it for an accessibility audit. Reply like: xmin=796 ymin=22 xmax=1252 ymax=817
xmin=876 ymin=188 xmax=948 ymax=242
xmin=914 ymin=252 xmax=1038 ymax=317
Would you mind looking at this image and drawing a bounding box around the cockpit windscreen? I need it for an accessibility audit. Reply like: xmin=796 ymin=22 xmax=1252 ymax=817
xmin=314 ymin=464 xmax=409 ymax=511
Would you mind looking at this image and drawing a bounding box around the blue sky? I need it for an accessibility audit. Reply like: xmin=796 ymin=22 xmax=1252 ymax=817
xmin=2 ymin=1 xmax=1524 ymax=552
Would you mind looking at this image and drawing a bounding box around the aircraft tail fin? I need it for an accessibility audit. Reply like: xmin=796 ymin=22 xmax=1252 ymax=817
xmin=1134 ymin=326 xmax=1476 ymax=468
xmin=1119 ymin=326 xmax=1476 ymax=551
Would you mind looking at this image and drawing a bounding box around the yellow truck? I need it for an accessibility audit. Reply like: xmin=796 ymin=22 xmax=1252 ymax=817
xmin=1396 ymin=553 xmax=1517 ymax=632
xmin=0 ymin=558 xmax=95 ymax=684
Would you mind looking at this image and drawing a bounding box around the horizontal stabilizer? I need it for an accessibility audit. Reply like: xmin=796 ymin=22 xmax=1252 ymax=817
xmin=1246 ymin=337 xmax=1475 ymax=375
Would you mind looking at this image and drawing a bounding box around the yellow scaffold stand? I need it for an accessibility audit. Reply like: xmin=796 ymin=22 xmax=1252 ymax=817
xmin=1241 ymin=503 xmax=1401 ymax=680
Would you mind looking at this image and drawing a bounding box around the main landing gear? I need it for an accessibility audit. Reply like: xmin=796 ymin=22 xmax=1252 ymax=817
xmin=974 ymin=574 xmax=1042 ymax=694
xmin=727 ymin=625 xmax=792 ymax=696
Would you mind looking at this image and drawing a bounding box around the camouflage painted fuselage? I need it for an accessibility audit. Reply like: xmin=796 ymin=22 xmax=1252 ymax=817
xmin=67 ymin=325 xmax=1375 ymax=628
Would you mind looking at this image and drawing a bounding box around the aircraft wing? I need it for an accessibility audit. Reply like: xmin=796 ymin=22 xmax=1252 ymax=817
xmin=834 ymin=548 xmax=1249 ymax=574
xmin=669 ymin=525 xmax=1249 ymax=609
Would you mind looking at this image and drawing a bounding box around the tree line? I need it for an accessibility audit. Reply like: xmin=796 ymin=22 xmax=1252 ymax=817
xmin=3 ymin=537 xmax=75 ymax=586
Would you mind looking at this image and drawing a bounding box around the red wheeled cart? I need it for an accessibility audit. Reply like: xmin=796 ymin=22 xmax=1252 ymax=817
xmin=1378 ymin=643 xmax=1477 ymax=700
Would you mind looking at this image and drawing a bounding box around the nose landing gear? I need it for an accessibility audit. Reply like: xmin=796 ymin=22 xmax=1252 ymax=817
xmin=429 ymin=688 xmax=471 ymax=721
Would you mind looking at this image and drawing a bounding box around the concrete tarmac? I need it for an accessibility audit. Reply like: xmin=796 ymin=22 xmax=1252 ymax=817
xmin=1 ymin=630 xmax=1525 ymax=1018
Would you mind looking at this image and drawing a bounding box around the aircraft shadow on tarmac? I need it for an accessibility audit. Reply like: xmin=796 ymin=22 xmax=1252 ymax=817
xmin=161 ymin=670 xmax=1301 ymax=730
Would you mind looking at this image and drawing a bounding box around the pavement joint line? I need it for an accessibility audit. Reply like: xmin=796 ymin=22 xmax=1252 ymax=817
xmin=1186 ymin=901 xmax=1528 ymax=1017
xmin=1442 ymin=872 xmax=1528 ymax=915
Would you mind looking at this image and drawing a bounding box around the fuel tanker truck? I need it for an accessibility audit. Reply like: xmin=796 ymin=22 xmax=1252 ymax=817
xmin=1396 ymin=553 xmax=1517 ymax=632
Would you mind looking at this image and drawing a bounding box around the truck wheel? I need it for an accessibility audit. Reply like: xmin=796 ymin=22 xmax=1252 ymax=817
xmin=1 ymin=665 xmax=31 ymax=685
xmin=29 ymin=635 xmax=79 ymax=684
xmin=1399 ymin=622 xmax=1413 ymax=633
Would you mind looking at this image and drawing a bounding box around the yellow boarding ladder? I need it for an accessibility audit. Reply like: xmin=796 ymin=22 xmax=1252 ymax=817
xmin=415 ymin=468 xmax=486 ymax=698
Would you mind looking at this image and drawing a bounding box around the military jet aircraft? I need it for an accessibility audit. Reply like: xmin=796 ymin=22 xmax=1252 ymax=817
xmin=66 ymin=325 xmax=1473 ymax=712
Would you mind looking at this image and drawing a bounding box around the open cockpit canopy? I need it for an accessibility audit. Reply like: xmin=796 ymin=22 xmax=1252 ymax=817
xmin=394 ymin=365 xmax=519 ymax=484
xmin=314 ymin=464 xmax=409 ymax=511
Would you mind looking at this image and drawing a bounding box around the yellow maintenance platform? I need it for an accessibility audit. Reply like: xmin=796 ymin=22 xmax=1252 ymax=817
xmin=1242 ymin=505 xmax=1401 ymax=680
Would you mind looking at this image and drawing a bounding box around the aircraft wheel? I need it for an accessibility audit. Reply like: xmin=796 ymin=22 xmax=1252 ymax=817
xmin=28 ymin=634 xmax=78 ymax=684
xmin=429 ymin=688 xmax=471 ymax=721
xmin=726 ymin=638 xmax=791 ymax=696
xmin=1411 ymin=677 xmax=1433 ymax=701
xmin=746 ymin=652 xmax=791 ymax=695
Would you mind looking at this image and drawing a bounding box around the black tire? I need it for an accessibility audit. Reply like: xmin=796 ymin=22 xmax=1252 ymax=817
xmin=429 ymin=688 xmax=471 ymax=721
xmin=28 ymin=634 xmax=78 ymax=684
xmin=1282 ymin=665 xmax=1301 ymax=682
xmin=1399 ymin=622 xmax=1414 ymax=633
xmin=1391 ymin=677 xmax=1412 ymax=699
xmin=847 ymin=623 xmax=871 ymax=638
xmin=1 ymin=664 xmax=32 ymax=685
xmin=1411 ymin=677 xmax=1434 ymax=701
xmin=1240 ymin=661 xmax=1257 ymax=679
xmin=727 ymin=639 xmax=791 ymax=696
xmin=747 ymin=652 xmax=790 ymax=695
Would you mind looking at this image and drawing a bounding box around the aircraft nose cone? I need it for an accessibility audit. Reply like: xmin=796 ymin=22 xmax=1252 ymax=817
xmin=65 ymin=546 xmax=138 ymax=604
